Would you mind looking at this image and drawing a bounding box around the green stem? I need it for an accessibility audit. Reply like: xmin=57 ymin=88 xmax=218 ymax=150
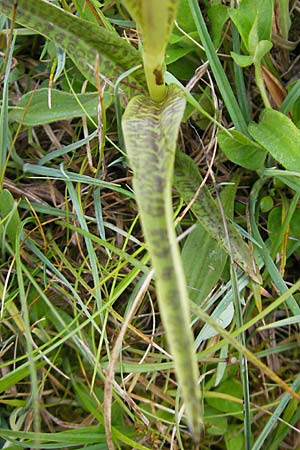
xmin=143 ymin=55 xmax=166 ymax=102
xmin=254 ymin=63 xmax=271 ymax=108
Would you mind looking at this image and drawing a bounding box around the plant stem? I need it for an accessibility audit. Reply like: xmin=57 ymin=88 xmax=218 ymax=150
xmin=254 ymin=63 xmax=271 ymax=108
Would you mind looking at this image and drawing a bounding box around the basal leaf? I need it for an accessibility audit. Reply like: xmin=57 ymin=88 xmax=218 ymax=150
xmin=177 ymin=0 xmax=197 ymax=33
xmin=9 ymin=88 xmax=112 ymax=126
xmin=204 ymin=406 xmax=228 ymax=436
xmin=174 ymin=150 xmax=262 ymax=284
xmin=182 ymin=223 xmax=227 ymax=304
xmin=0 ymin=0 xmax=145 ymax=92
xmin=122 ymin=84 xmax=202 ymax=437
xmin=248 ymin=109 xmax=300 ymax=173
xmin=229 ymin=0 xmax=257 ymax=51
xmin=225 ymin=425 xmax=245 ymax=450
xmin=182 ymin=178 xmax=239 ymax=306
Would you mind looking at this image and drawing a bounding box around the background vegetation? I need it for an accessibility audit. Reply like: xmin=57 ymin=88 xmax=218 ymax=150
xmin=0 ymin=0 xmax=300 ymax=449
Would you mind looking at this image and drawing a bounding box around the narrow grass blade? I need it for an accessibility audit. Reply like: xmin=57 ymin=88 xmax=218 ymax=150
xmin=22 ymin=163 xmax=134 ymax=198
xmin=279 ymin=80 xmax=300 ymax=115
xmin=15 ymin=221 xmax=41 ymax=441
xmin=232 ymin=26 xmax=252 ymax=123
xmin=66 ymin=181 xmax=102 ymax=313
xmin=249 ymin=178 xmax=300 ymax=316
xmin=191 ymin=303 xmax=300 ymax=402
xmin=24 ymin=238 xmax=102 ymax=333
xmin=251 ymin=376 xmax=300 ymax=450
xmin=0 ymin=34 xmax=15 ymax=187
xmin=188 ymin=0 xmax=248 ymax=134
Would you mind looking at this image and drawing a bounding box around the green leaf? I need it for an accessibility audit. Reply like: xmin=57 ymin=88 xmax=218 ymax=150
xmin=207 ymin=4 xmax=229 ymax=48
xmin=280 ymin=80 xmax=300 ymax=116
xmin=199 ymin=302 xmax=234 ymax=341
xmin=225 ymin=425 xmax=245 ymax=450
xmin=0 ymin=361 xmax=45 ymax=394
xmin=166 ymin=36 xmax=196 ymax=65
xmin=182 ymin=178 xmax=238 ymax=306
xmin=188 ymin=0 xmax=248 ymax=135
xmin=122 ymin=84 xmax=202 ymax=437
xmin=267 ymin=207 xmax=300 ymax=254
xmin=206 ymin=379 xmax=244 ymax=417
xmin=177 ymin=0 xmax=197 ymax=33
xmin=248 ymin=109 xmax=300 ymax=173
xmin=0 ymin=189 xmax=21 ymax=251
xmin=9 ymin=88 xmax=112 ymax=126
xmin=182 ymin=223 xmax=227 ymax=304
xmin=253 ymin=40 xmax=273 ymax=64
xmin=0 ymin=0 xmax=145 ymax=92
xmin=248 ymin=15 xmax=259 ymax=55
xmin=174 ymin=150 xmax=262 ymax=284
xmin=204 ymin=406 xmax=228 ymax=436
xmin=229 ymin=0 xmax=273 ymax=52
xmin=229 ymin=0 xmax=257 ymax=51
xmin=0 ymin=427 xmax=108 ymax=447
xmin=231 ymin=52 xmax=254 ymax=68
xmin=218 ymin=129 xmax=266 ymax=170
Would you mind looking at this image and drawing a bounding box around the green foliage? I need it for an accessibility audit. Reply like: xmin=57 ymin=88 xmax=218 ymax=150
xmin=0 ymin=189 xmax=21 ymax=252
xmin=1 ymin=0 xmax=300 ymax=448
xmin=218 ymin=130 xmax=266 ymax=170
xmin=268 ymin=207 xmax=300 ymax=254
xmin=174 ymin=151 xmax=262 ymax=283
xmin=207 ymin=3 xmax=229 ymax=48
xmin=0 ymin=0 xmax=145 ymax=91
xmin=9 ymin=89 xmax=112 ymax=126
xmin=204 ymin=406 xmax=228 ymax=436
xmin=229 ymin=0 xmax=273 ymax=51
xmin=249 ymin=109 xmax=300 ymax=172
xmin=206 ymin=378 xmax=244 ymax=418
xmin=182 ymin=178 xmax=238 ymax=305
xmin=229 ymin=0 xmax=274 ymax=106
xmin=225 ymin=425 xmax=245 ymax=450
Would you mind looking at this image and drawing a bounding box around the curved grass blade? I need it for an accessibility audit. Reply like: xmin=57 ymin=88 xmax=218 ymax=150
xmin=174 ymin=150 xmax=262 ymax=284
xmin=122 ymin=84 xmax=202 ymax=438
xmin=0 ymin=0 xmax=145 ymax=92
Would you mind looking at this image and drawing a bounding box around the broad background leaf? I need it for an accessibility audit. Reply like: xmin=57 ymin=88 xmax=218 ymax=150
xmin=249 ymin=109 xmax=300 ymax=172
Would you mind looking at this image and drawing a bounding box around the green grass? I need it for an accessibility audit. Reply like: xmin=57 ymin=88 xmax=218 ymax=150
xmin=1 ymin=1 xmax=300 ymax=449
